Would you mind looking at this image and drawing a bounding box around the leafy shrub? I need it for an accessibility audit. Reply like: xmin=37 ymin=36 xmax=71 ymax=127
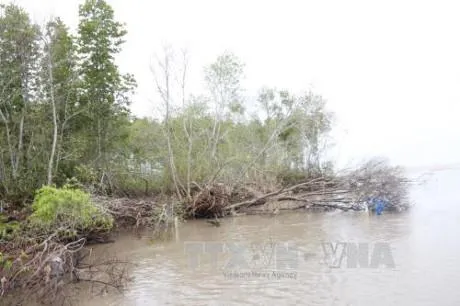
xmin=63 ymin=177 xmax=85 ymax=190
xmin=28 ymin=185 xmax=113 ymax=235
xmin=74 ymin=164 xmax=98 ymax=187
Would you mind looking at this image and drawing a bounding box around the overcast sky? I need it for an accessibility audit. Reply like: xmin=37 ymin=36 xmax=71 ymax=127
xmin=14 ymin=0 xmax=460 ymax=169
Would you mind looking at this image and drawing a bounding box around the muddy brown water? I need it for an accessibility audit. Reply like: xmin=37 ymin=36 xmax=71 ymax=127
xmin=78 ymin=169 xmax=460 ymax=306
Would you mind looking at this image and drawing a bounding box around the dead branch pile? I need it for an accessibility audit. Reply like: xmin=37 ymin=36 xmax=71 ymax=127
xmin=93 ymin=196 xmax=182 ymax=239
xmin=337 ymin=159 xmax=412 ymax=211
xmin=186 ymin=183 xmax=232 ymax=218
xmin=93 ymin=196 xmax=157 ymax=229
xmin=229 ymin=185 xmax=261 ymax=203
xmin=0 ymin=232 xmax=129 ymax=305
xmin=185 ymin=158 xmax=413 ymax=216
xmin=91 ymin=159 xmax=412 ymax=221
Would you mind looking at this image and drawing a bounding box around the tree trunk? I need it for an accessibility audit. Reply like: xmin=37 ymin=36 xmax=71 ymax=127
xmin=16 ymin=114 xmax=24 ymax=178
xmin=0 ymin=109 xmax=16 ymax=178
xmin=47 ymin=45 xmax=58 ymax=185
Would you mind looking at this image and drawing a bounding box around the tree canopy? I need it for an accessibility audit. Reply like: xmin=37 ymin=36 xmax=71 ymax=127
xmin=0 ymin=1 xmax=333 ymax=204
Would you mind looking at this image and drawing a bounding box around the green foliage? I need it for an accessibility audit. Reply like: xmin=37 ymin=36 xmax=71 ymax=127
xmin=77 ymin=0 xmax=136 ymax=164
xmin=0 ymin=1 xmax=334 ymax=205
xmin=204 ymin=51 xmax=245 ymax=114
xmin=63 ymin=176 xmax=85 ymax=190
xmin=0 ymin=252 xmax=13 ymax=271
xmin=0 ymin=1 xmax=138 ymax=202
xmin=74 ymin=164 xmax=98 ymax=186
xmin=29 ymin=186 xmax=113 ymax=234
xmin=0 ymin=215 xmax=20 ymax=240
xmin=0 ymin=4 xmax=43 ymax=201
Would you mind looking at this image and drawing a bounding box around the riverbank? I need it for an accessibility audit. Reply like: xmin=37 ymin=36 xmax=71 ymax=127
xmin=0 ymin=159 xmax=413 ymax=305
xmin=67 ymin=169 xmax=460 ymax=306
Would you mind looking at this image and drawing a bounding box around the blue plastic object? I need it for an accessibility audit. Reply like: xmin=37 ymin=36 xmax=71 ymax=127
xmin=370 ymin=197 xmax=387 ymax=215
xmin=375 ymin=200 xmax=385 ymax=215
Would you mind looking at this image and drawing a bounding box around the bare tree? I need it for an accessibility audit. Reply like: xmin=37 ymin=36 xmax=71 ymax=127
xmin=204 ymin=52 xmax=244 ymax=161
xmin=177 ymin=49 xmax=193 ymax=200
xmin=151 ymin=45 xmax=184 ymax=200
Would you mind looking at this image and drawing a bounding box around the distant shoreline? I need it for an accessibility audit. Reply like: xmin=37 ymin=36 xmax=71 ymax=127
xmin=405 ymin=163 xmax=460 ymax=173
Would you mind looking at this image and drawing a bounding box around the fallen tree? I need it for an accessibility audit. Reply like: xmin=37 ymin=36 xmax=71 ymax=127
xmin=0 ymin=159 xmax=414 ymax=304
xmin=185 ymin=158 xmax=414 ymax=217
xmin=86 ymin=159 xmax=414 ymax=221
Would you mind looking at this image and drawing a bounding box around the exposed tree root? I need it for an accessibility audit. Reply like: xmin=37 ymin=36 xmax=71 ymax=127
xmin=0 ymin=231 xmax=130 ymax=305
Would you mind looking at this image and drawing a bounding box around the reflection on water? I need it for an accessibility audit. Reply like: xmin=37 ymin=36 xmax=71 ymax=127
xmin=80 ymin=169 xmax=460 ymax=306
